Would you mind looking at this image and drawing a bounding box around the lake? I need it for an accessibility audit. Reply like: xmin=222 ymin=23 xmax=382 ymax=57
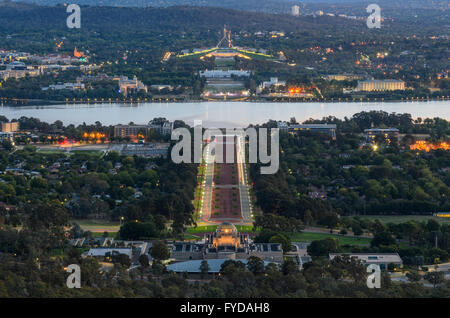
xmin=1 ymin=100 xmax=449 ymax=127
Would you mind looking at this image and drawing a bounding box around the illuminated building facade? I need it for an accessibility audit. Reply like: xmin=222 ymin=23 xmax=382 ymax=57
xmin=200 ymin=70 xmax=251 ymax=78
xmin=0 ymin=122 xmax=19 ymax=133
xmin=114 ymin=121 xmax=173 ymax=138
xmin=118 ymin=76 xmax=148 ymax=96
xmin=434 ymin=212 xmax=450 ymax=218
xmin=357 ymin=79 xmax=405 ymax=92
xmin=170 ymin=222 xmax=283 ymax=263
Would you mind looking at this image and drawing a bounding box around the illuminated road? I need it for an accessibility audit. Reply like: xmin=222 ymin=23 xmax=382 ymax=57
xmin=200 ymin=142 xmax=215 ymax=222
xmin=200 ymin=134 xmax=253 ymax=225
xmin=236 ymin=134 xmax=252 ymax=223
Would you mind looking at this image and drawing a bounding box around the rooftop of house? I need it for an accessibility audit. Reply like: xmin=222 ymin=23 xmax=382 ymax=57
xmin=329 ymin=253 xmax=403 ymax=264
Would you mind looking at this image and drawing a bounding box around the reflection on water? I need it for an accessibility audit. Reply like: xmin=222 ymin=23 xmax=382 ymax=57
xmin=1 ymin=101 xmax=449 ymax=128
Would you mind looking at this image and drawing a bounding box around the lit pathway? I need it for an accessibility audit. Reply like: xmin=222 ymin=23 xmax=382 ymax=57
xmin=200 ymin=142 xmax=215 ymax=222
xmin=199 ymin=134 xmax=253 ymax=225
xmin=236 ymin=134 xmax=252 ymax=223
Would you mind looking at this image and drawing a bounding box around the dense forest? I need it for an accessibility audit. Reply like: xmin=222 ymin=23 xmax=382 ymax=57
xmin=0 ymin=116 xmax=198 ymax=234
xmin=251 ymin=111 xmax=450 ymax=222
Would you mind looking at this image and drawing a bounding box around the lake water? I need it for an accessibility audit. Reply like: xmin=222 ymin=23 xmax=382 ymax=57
xmin=1 ymin=100 xmax=449 ymax=128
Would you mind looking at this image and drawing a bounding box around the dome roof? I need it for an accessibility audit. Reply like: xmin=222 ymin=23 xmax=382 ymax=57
xmin=216 ymin=222 xmax=237 ymax=233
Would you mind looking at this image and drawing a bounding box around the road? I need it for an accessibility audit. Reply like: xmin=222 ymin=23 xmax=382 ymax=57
xmin=236 ymin=134 xmax=252 ymax=223
xmin=199 ymin=134 xmax=253 ymax=225
xmin=200 ymin=142 xmax=215 ymax=222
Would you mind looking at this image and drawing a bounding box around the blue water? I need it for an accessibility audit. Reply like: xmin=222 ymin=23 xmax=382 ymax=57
xmin=1 ymin=100 xmax=449 ymax=127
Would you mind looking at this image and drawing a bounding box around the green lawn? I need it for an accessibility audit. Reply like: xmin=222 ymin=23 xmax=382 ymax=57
xmin=183 ymin=234 xmax=202 ymax=240
xmin=186 ymin=225 xmax=218 ymax=233
xmin=360 ymin=215 xmax=450 ymax=225
xmin=37 ymin=148 xmax=103 ymax=157
xmin=91 ymin=231 xmax=116 ymax=238
xmin=71 ymin=219 xmax=120 ymax=233
xmin=71 ymin=150 xmax=103 ymax=155
xmin=289 ymin=232 xmax=372 ymax=246
xmin=187 ymin=225 xmax=370 ymax=245
xmin=236 ymin=225 xmax=254 ymax=232
xmin=187 ymin=225 xmax=255 ymax=234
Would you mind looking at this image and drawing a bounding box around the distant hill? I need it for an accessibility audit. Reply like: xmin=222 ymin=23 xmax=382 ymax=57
xmin=0 ymin=4 xmax=358 ymax=33
xmin=9 ymin=0 xmax=448 ymax=14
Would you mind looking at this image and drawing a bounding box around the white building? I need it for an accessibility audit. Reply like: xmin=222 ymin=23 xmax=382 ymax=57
xmin=6 ymin=61 xmax=26 ymax=70
xmin=0 ymin=68 xmax=41 ymax=81
xmin=86 ymin=248 xmax=132 ymax=258
xmin=199 ymin=70 xmax=251 ymax=78
xmin=30 ymin=54 xmax=78 ymax=65
xmin=291 ymin=5 xmax=300 ymax=17
xmin=257 ymin=77 xmax=286 ymax=94
xmin=262 ymin=77 xmax=286 ymax=89
xmin=357 ymin=79 xmax=405 ymax=92
xmin=113 ymin=121 xmax=173 ymax=138
xmin=329 ymin=253 xmax=403 ymax=270
xmin=41 ymin=82 xmax=85 ymax=91
xmin=323 ymin=74 xmax=365 ymax=81
xmin=150 ymin=84 xmax=174 ymax=91
xmin=118 ymin=76 xmax=148 ymax=96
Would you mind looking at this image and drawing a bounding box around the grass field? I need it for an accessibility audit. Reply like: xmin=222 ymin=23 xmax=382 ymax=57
xmin=187 ymin=225 xmax=371 ymax=245
xmin=37 ymin=149 xmax=67 ymax=154
xmin=186 ymin=225 xmax=218 ymax=234
xmin=360 ymin=215 xmax=450 ymax=224
xmin=71 ymin=150 xmax=103 ymax=155
xmin=37 ymin=148 xmax=103 ymax=157
xmin=183 ymin=234 xmax=202 ymax=240
xmin=187 ymin=225 xmax=255 ymax=234
xmin=71 ymin=220 xmax=374 ymax=246
xmin=91 ymin=232 xmax=116 ymax=238
xmin=71 ymin=219 xmax=120 ymax=233
xmin=289 ymin=232 xmax=372 ymax=246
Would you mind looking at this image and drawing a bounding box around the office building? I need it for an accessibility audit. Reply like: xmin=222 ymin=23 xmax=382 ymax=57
xmin=0 ymin=122 xmax=19 ymax=133
xmin=199 ymin=70 xmax=251 ymax=78
xmin=120 ymin=143 xmax=170 ymax=158
xmin=114 ymin=120 xmax=173 ymax=138
xmin=329 ymin=253 xmax=403 ymax=270
xmin=41 ymin=82 xmax=85 ymax=91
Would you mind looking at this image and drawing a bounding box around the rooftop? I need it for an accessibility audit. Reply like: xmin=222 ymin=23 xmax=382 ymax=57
xmin=288 ymin=124 xmax=337 ymax=129
xmin=329 ymin=253 xmax=403 ymax=264
xmin=86 ymin=248 xmax=132 ymax=257
xmin=364 ymin=128 xmax=400 ymax=132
